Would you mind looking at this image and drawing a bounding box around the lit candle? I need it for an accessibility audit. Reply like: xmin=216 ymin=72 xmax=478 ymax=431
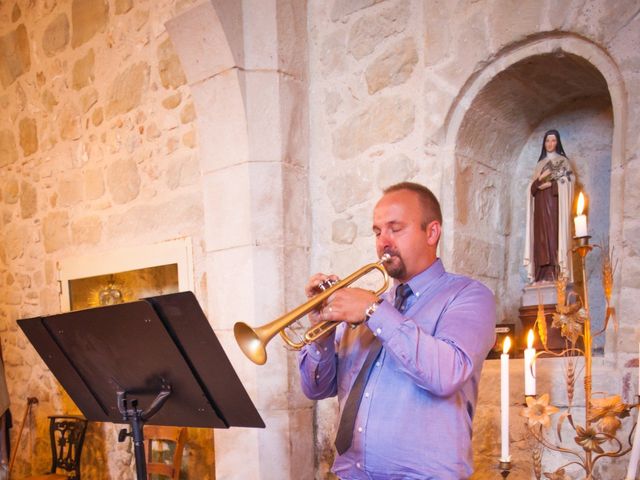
xmin=574 ymin=192 xmax=588 ymax=237
xmin=524 ymin=329 xmax=536 ymax=397
xmin=501 ymin=336 xmax=511 ymax=463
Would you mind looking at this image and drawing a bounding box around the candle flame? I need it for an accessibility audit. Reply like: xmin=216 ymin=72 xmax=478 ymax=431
xmin=577 ymin=192 xmax=585 ymax=216
xmin=527 ymin=329 xmax=534 ymax=349
xmin=503 ymin=336 xmax=511 ymax=354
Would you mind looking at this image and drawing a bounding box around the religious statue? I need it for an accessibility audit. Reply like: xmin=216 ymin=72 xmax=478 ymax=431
xmin=523 ymin=129 xmax=574 ymax=283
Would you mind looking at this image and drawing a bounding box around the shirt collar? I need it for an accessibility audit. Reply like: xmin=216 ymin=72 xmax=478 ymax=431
xmin=393 ymin=258 xmax=445 ymax=300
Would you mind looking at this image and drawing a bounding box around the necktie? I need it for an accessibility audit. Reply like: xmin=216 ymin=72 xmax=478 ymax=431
xmin=334 ymin=284 xmax=413 ymax=454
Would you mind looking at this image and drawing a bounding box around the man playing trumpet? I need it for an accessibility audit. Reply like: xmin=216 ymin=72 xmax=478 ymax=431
xmin=298 ymin=182 xmax=496 ymax=479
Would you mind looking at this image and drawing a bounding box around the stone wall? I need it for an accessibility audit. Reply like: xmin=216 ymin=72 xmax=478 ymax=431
xmin=0 ymin=0 xmax=212 ymax=478
xmin=1 ymin=0 xmax=640 ymax=479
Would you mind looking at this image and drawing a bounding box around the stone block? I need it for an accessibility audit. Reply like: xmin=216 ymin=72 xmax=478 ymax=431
xmin=18 ymin=117 xmax=37 ymax=156
xmin=71 ymin=216 xmax=102 ymax=245
xmin=242 ymin=70 xmax=284 ymax=162
xmin=376 ymin=153 xmax=418 ymax=189
xmin=180 ymin=101 xmax=195 ymax=123
xmin=58 ymin=177 xmax=83 ymax=207
xmin=249 ymin=162 xmax=285 ymax=246
xmin=204 ymin=248 xmax=258 ymax=333
xmin=91 ymin=107 xmax=103 ymax=126
xmin=332 ymin=218 xmax=357 ymax=244
xmin=275 ymin=0 xmax=308 ymax=79
xmin=42 ymin=13 xmax=69 ymax=57
xmin=71 ymin=0 xmax=109 ymax=48
xmin=487 ymin=0 xmax=541 ymax=52
xmin=83 ymin=168 xmax=105 ymax=200
xmin=106 ymin=62 xmax=149 ymax=118
xmin=162 ymin=92 xmax=181 ymax=109
xmin=157 ymin=37 xmax=187 ymax=90
xmin=165 ymin=1 xmax=240 ymax=84
xmin=72 ymin=48 xmax=95 ymax=90
xmin=106 ymin=158 xmax=141 ymax=204
xmin=330 ymin=0 xmax=385 ymax=23
xmin=348 ymin=0 xmax=410 ymax=59
xmin=365 ymin=36 xmax=417 ymax=94
xmin=182 ymin=129 xmax=196 ymax=148
xmin=277 ymin=75 xmax=309 ymax=168
xmin=242 ymin=0 xmax=278 ymax=71
xmin=319 ymin=30 xmax=348 ymax=77
xmin=282 ymin=163 xmax=310 ymax=247
xmin=42 ymin=211 xmax=70 ymax=253
xmin=0 ymin=24 xmax=30 ymax=88
xmin=202 ymin=165 xmax=252 ymax=251
xmin=332 ymin=95 xmax=415 ymax=160
xmin=166 ymin=153 xmax=199 ymax=190
xmin=41 ymin=89 xmax=58 ymax=112
xmin=327 ymin=171 xmax=371 ymax=213
xmin=2 ymin=178 xmax=20 ymax=205
xmin=106 ymin=192 xmax=203 ymax=242
xmin=19 ymin=180 xmax=37 ymax=219
xmin=423 ymin=0 xmax=452 ymax=66
xmin=0 ymin=130 xmax=18 ymax=167
xmin=190 ymin=70 xmax=250 ymax=173
xmin=58 ymin=103 xmax=82 ymax=140
xmin=115 ymin=0 xmax=133 ymax=15
xmin=5 ymin=224 xmax=27 ymax=260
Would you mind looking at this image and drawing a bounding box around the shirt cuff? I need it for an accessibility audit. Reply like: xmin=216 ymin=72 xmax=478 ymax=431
xmin=304 ymin=333 xmax=336 ymax=361
xmin=366 ymin=300 xmax=405 ymax=341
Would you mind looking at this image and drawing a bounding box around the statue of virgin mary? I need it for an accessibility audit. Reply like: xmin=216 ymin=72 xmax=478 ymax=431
xmin=523 ymin=129 xmax=574 ymax=283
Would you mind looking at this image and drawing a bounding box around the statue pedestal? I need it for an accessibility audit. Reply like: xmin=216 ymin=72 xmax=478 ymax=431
xmin=518 ymin=282 xmax=576 ymax=353
xmin=520 ymin=282 xmax=557 ymax=306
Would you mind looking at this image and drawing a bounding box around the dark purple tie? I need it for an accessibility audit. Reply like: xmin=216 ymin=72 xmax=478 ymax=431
xmin=334 ymin=284 xmax=413 ymax=454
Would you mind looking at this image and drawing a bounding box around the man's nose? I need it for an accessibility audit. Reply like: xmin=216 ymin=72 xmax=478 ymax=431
xmin=376 ymin=232 xmax=392 ymax=251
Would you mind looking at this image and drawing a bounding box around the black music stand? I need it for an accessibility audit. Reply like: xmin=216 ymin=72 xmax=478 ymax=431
xmin=18 ymin=291 xmax=264 ymax=479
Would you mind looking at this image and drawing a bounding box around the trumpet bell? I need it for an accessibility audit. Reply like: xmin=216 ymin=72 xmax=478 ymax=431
xmin=234 ymin=322 xmax=268 ymax=365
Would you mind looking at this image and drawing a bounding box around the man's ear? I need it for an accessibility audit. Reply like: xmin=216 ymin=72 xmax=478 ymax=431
xmin=426 ymin=220 xmax=441 ymax=246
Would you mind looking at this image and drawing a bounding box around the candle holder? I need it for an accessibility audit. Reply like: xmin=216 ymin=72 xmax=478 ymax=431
xmin=499 ymin=459 xmax=512 ymax=478
xmin=520 ymin=239 xmax=639 ymax=479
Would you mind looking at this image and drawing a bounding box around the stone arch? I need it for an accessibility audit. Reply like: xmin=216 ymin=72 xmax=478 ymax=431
xmin=164 ymin=2 xmax=312 ymax=479
xmin=441 ymin=34 xmax=626 ymax=342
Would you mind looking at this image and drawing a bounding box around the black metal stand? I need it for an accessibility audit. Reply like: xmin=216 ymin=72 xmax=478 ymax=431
xmin=18 ymin=291 xmax=265 ymax=480
xmin=117 ymin=387 xmax=172 ymax=480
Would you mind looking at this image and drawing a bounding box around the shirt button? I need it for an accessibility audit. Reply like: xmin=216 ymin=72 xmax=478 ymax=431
xmin=376 ymin=362 xmax=381 ymax=367
xmin=356 ymin=462 xmax=362 ymax=469
xmin=358 ymin=427 xmax=363 ymax=432
xmin=364 ymin=392 xmax=369 ymax=398
xmin=376 ymin=328 xmax=382 ymax=335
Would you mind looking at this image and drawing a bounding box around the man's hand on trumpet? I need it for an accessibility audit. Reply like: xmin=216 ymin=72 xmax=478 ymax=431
xmin=305 ymin=273 xmax=378 ymax=325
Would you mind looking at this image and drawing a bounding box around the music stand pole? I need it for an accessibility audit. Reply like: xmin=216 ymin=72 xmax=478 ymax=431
xmin=117 ymin=387 xmax=172 ymax=480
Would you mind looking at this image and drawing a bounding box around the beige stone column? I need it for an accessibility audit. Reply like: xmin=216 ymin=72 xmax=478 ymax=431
xmin=167 ymin=1 xmax=312 ymax=479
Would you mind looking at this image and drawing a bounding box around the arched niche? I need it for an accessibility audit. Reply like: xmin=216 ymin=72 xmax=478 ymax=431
xmin=443 ymin=35 xmax=626 ymax=351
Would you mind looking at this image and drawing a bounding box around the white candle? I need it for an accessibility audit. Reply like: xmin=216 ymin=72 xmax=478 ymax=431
xmin=574 ymin=192 xmax=588 ymax=237
xmin=626 ymin=412 xmax=640 ymax=480
xmin=524 ymin=329 xmax=536 ymax=397
xmin=501 ymin=336 xmax=511 ymax=463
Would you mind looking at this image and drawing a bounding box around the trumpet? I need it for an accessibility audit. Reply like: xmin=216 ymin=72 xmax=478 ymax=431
xmin=234 ymin=254 xmax=391 ymax=365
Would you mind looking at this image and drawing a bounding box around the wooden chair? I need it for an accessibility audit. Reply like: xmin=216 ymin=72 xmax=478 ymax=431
xmin=26 ymin=415 xmax=88 ymax=480
xmin=143 ymin=425 xmax=188 ymax=480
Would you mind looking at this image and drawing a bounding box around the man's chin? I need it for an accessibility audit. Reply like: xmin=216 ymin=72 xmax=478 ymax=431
xmin=385 ymin=258 xmax=405 ymax=279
